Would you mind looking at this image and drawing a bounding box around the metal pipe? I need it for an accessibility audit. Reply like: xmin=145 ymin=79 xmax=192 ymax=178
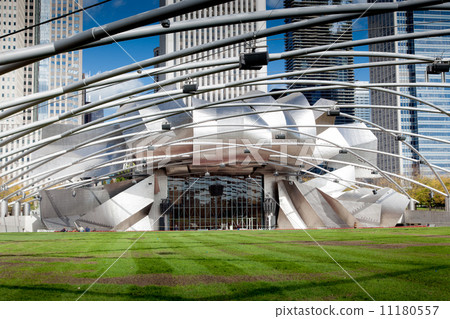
xmin=2 ymin=0 xmax=447 ymax=117
xmin=0 ymin=0 xmax=233 ymax=66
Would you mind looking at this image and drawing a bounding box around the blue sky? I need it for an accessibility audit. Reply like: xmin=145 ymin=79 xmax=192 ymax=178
xmin=82 ymin=0 xmax=370 ymax=82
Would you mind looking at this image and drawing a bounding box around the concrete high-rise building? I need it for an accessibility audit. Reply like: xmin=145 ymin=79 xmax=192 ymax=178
xmin=0 ymin=0 xmax=40 ymax=181
xmin=368 ymin=1 xmax=450 ymax=176
xmin=38 ymin=0 xmax=83 ymax=123
xmin=158 ymin=0 xmax=267 ymax=105
xmin=354 ymin=81 xmax=371 ymax=124
xmin=284 ymin=0 xmax=355 ymax=124
xmin=0 ymin=0 xmax=83 ymax=182
xmin=0 ymin=0 xmax=38 ymax=125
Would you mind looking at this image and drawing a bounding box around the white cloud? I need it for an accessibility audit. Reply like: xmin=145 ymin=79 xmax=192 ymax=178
xmin=87 ymin=78 xmax=145 ymax=104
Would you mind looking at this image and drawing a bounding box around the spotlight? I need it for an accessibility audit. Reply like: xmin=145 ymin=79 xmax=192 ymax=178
xmin=205 ymin=171 xmax=210 ymax=177
xmin=244 ymin=148 xmax=251 ymax=154
xmin=161 ymin=19 xmax=170 ymax=28
xmin=275 ymin=133 xmax=286 ymax=140
xmin=339 ymin=149 xmax=348 ymax=154
xmin=273 ymin=171 xmax=279 ymax=177
xmin=427 ymin=61 xmax=450 ymax=74
xmin=219 ymin=163 xmax=226 ymax=168
xmin=209 ymin=184 xmax=224 ymax=196
xmin=72 ymin=190 xmax=76 ymax=197
xmin=372 ymin=189 xmax=378 ymax=195
xmin=162 ymin=122 xmax=171 ymax=130
xmin=239 ymin=51 xmax=269 ymax=70
xmin=327 ymin=108 xmax=340 ymax=116
xmin=147 ymin=145 xmax=155 ymax=151
xmin=395 ymin=135 xmax=406 ymax=141
xmin=182 ymin=83 xmax=198 ymax=93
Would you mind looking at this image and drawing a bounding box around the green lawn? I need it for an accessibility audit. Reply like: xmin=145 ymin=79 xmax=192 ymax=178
xmin=0 ymin=227 xmax=449 ymax=301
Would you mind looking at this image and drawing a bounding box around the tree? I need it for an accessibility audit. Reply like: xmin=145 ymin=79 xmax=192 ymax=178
xmin=408 ymin=177 xmax=450 ymax=208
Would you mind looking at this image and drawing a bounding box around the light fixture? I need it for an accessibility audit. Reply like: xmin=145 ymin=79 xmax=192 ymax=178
xmin=205 ymin=171 xmax=210 ymax=177
xmin=244 ymin=148 xmax=251 ymax=154
xmin=372 ymin=189 xmax=377 ymax=195
xmin=161 ymin=19 xmax=170 ymax=28
xmin=273 ymin=171 xmax=279 ymax=176
xmin=327 ymin=108 xmax=340 ymax=116
xmin=395 ymin=135 xmax=406 ymax=141
xmin=371 ymin=170 xmax=378 ymax=174
xmin=147 ymin=145 xmax=155 ymax=151
xmin=239 ymin=51 xmax=269 ymax=70
xmin=426 ymin=61 xmax=450 ymax=74
xmin=209 ymin=184 xmax=224 ymax=197
xmin=275 ymin=133 xmax=285 ymax=140
xmin=333 ymin=179 xmax=339 ymax=183
xmin=219 ymin=163 xmax=226 ymax=168
xmin=72 ymin=190 xmax=76 ymax=197
xmin=298 ymin=164 xmax=305 ymax=168
xmin=182 ymin=83 xmax=198 ymax=93
xmin=162 ymin=122 xmax=171 ymax=130
xmin=339 ymin=149 xmax=348 ymax=154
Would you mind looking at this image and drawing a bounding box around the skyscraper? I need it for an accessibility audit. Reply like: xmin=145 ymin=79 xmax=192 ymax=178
xmin=0 ymin=0 xmax=40 ymax=181
xmin=0 ymin=0 xmax=83 ymax=181
xmin=158 ymin=0 xmax=267 ymax=105
xmin=368 ymin=1 xmax=450 ymax=176
xmin=354 ymin=81 xmax=372 ymax=124
xmin=284 ymin=0 xmax=355 ymax=124
xmin=0 ymin=0 xmax=38 ymax=125
xmin=38 ymin=0 xmax=83 ymax=123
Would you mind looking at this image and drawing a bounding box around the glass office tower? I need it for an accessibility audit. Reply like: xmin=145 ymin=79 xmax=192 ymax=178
xmin=38 ymin=0 xmax=83 ymax=123
xmin=369 ymin=1 xmax=450 ymax=176
xmin=284 ymin=0 xmax=355 ymax=125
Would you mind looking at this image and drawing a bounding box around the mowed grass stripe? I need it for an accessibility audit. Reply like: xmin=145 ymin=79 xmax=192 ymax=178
xmin=168 ymin=231 xmax=263 ymax=276
xmin=0 ymin=227 xmax=449 ymax=300
xmin=134 ymin=232 xmax=213 ymax=276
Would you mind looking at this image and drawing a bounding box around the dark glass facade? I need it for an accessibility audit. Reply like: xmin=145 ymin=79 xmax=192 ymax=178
xmin=284 ymin=0 xmax=355 ymax=124
xmin=164 ymin=175 xmax=264 ymax=230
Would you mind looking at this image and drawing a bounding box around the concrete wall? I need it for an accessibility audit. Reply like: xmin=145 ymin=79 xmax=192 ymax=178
xmin=404 ymin=210 xmax=450 ymax=226
xmin=0 ymin=215 xmax=45 ymax=232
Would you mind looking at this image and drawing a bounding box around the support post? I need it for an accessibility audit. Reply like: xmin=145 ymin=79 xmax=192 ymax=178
xmin=446 ymin=197 xmax=450 ymax=212
xmin=12 ymin=202 xmax=20 ymax=216
xmin=13 ymin=202 xmax=20 ymax=232
xmin=164 ymin=214 xmax=170 ymax=231
xmin=23 ymin=202 xmax=31 ymax=216
xmin=409 ymin=199 xmax=416 ymax=211
xmin=0 ymin=200 xmax=7 ymax=217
